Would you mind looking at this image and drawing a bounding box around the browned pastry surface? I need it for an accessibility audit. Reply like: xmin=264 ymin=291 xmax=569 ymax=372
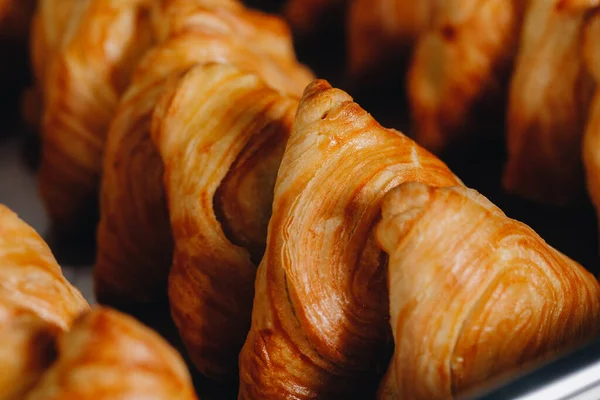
xmin=151 ymin=63 xmax=298 ymax=381
xmin=408 ymin=0 xmax=523 ymax=153
xmin=504 ymin=0 xmax=595 ymax=205
xmin=0 ymin=204 xmax=88 ymax=400
xmin=348 ymin=0 xmax=433 ymax=79
xmin=238 ymin=80 xmax=461 ymax=399
xmin=377 ymin=183 xmax=600 ymax=399
xmin=24 ymin=307 xmax=198 ymax=400
xmin=95 ymin=0 xmax=311 ymax=310
xmin=36 ymin=0 xmax=156 ymax=232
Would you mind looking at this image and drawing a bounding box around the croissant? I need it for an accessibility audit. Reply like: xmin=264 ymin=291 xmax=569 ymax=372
xmin=25 ymin=0 xmax=79 ymax=132
xmin=238 ymin=80 xmax=461 ymax=399
xmin=151 ymin=63 xmax=298 ymax=380
xmin=376 ymin=183 xmax=600 ymax=399
xmin=36 ymin=0 xmax=155 ymax=233
xmin=504 ymin=0 xmax=595 ymax=204
xmin=95 ymin=1 xmax=311 ymax=307
xmin=347 ymin=0 xmax=433 ymax=79
xmin=408 ymin=0 xmax=523 ymax=153
xmin=0 ymin=204 xmax=88 ymax=399
xmin=25 ymin=307 xmax=198 ymax=400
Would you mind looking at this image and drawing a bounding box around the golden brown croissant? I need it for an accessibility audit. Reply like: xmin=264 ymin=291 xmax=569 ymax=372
xmin=408 ymin=0 xmax=523 ymax=153
xmin=347 ymin=0 xmax=433 ymax=79
xmin=376 ymin=183 xmax=600 ymax=399
xmin=25 ymin=307 xmax=198 ymax=400
xmin=151 ymin=63 xmax=298 ymax=380
xmin=504 ymin=0 xmax=595 ymax=204
xmin=0 ymin=204 xmax=88 ymax=400
xmin=238 ymin=80 xmax=462 ymax=399
xmin=95 ymin=1 xmax=311 ymax=306
xmin=37 ymin=0 xmax=155 ymax=232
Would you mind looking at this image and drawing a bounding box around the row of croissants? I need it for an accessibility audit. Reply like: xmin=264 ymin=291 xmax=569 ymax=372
xmin=287 ymin=0 xmax=600 ymax=211
xmin=1 ymin=0 xmax=600 ymax=399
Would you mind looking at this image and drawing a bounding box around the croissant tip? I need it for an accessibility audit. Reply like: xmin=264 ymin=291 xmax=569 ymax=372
xmin=302 ymin=79 xmax=334 ymax=99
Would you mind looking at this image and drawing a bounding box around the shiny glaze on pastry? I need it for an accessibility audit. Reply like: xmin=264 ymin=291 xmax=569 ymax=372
xmin=95 ymin=1 xmax=311 ymax=305
xmin=238 ymin=80 xmax=461 ymax=399
xmin=152 ymin=62 xmax=298 ymax=380
xmin=377 ymin=183 xmax=600 ymax=399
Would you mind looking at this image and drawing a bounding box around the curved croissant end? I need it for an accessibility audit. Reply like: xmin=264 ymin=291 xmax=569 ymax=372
xmin=583 ymin=11 xmax=600 ymax=250
xmin=408 ymin=0 xmax=522 ymax=154
xmin=151 ymin=63 xmax=298 ymax=380
xmin=376 ymin=183 xmax=600 ymax=399
xmin=504 ymin=1 xmax=595 ymax=205
xmin=238 ymin=80 xmax=461 ymax=399
xmin=283 ymin=0 xmax=346 ymax=35
xmin=0 ymin=204 xmax=89 ymax=400
xmin=25 ymin=307 xmax=198 ymax=400
xmin=38 ymin=0 xmax=155 ymax=233
xmin=347 ymin=0 xmax=432 ymax=79
xmin=95 ymin=3 xmax=312 ymax=306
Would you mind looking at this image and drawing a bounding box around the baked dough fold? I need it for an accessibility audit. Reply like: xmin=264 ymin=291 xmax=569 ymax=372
xmin=238 ymin=80 xmax=461 ymax=399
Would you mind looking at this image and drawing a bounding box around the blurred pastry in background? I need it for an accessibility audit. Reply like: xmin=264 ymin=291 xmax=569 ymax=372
xmin=408 ymin=0 xmax=523 ymax=153
xmin=0 ymin=203 xmax=89 ymax=399
xmin=504 ymin=0 xmax=595 ymax=205
xmin=34 ymin=0 xmax=155 ymax=235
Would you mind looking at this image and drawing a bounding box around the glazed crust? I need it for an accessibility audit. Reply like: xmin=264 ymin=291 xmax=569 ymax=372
xmin=37 ymin=0 xmax=155 ymax=232
xmin=0 ymin=204 xmax=88 ymax=400
xmin=408 ymin=0 xmax=523 ymax=153
xmin=95 ymin=2 xmax=311 ymax=304
xmin=376 ymin=183 xmax=600 ymax=399
xmin=151 ymin=63 xmax=298 ymax=380
xmin=504 ymin=0 xmax=595 ymax=204
xmin=24 ymin=307 xmax=198 ymax=400
xmin=238 ymin=80 xmax=461 ymax=399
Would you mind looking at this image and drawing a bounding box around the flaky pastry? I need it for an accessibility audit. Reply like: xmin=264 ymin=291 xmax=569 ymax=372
xmin=37 ymin=0 xmax=155 ymax=232
xmin=0 ymin=204 xmax=88 ymax=400
xmin=25 ymin=307 xmax=198 ymax=400
xmin=151 ymin=63 xmax=298 ymax=380
xmin=238 ymin=80 xmax=461 ymax=398
xmin=377 ymin=183 xmax=600 ymax=399
xmin=95 ymin=1 xmax=311 ymax=308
